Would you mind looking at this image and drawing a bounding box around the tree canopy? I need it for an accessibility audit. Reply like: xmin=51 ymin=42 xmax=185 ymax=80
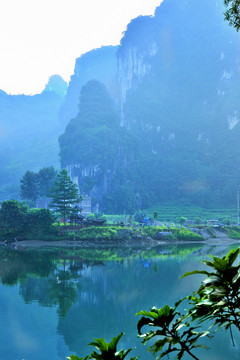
xmin=49 ymin=169 xmax=81 ymax=225
xmin=20 ymin=166 xmax=57 ymax=206
xmin=0 ymin=199 xmax=55 ymax=237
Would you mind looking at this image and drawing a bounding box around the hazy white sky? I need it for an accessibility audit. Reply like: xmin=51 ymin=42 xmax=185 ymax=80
xmin=0 ymin=0 xmax=161 ymax=95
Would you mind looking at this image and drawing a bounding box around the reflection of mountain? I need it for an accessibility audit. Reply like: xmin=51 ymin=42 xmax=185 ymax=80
xmin=0 ymin=245 xmax=234 ymax=360
xmin=57 ymin=259 xmax=187 ymax=358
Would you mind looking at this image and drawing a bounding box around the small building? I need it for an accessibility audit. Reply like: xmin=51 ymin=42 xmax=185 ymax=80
xmin=80 ymin=195 xmax=91 ymax=216
xmin=69 ymin=205 xmax=85 ymax=227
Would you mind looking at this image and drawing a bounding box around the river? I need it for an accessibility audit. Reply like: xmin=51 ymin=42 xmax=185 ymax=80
xmin=0 ymin=242 xmax=239 ymax=360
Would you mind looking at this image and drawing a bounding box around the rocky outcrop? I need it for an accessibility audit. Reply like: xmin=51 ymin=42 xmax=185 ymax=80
xmin=58 ymin=46 xmax=119 ymax=127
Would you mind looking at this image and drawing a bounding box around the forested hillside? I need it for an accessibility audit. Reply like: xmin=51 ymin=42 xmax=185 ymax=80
xmin=59 ymin=0 xmax=240 ymax=213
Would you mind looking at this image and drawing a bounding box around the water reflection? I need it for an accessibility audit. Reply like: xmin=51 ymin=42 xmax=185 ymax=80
xmin=0 ymin=243 xmax=238 ymax=360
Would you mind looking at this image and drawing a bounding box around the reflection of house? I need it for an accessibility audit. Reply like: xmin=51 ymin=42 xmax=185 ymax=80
xmin=80 ymin=195 xmax=91 ymax=216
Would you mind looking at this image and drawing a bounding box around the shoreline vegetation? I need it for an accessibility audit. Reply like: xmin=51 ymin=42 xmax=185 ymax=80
xmin=1 ymin=224 xmax=240 ymax=248
xmin=1 ymin=199 xmax=240 ymax=246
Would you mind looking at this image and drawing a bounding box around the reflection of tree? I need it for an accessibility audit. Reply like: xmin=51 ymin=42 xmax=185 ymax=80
xmin=0 ymin=248 xmax=107 ymax=319
xmin=0 ymin=246 xmax=204 ymax=329
xmin=0 ymin=249 xmax=56 ymax=285
xmin=48 ymin=265 xmax=79 ymax=317
xmin=57 ymin=259 xmax=182 ymax=357
xmin=19 ymin=258 xmax=80 ymax=317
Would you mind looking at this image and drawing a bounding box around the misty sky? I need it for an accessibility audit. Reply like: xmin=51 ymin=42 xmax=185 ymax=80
xmin=0 ymin=0 xmax=162 ymax=95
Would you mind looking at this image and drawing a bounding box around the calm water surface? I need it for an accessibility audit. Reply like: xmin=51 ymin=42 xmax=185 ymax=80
xmin=0 ymin=243 xmax=239 ymax=360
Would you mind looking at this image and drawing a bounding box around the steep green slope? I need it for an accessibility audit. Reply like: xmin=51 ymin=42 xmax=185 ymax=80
xmin=59 ymin=0 xmax=240 ymax=213
xmin=59 ymin=80 xmax=137 ymax=213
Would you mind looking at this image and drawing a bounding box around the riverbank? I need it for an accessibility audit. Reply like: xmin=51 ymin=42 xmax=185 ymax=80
xmin=1 ymin=225 xmax=240 ymax=249
xmin=1 ymin=235 xmax=240 ymax=249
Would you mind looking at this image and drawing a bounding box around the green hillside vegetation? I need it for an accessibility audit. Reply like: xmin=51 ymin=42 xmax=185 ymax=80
xmin=0 ymin=200 xmax=205 ymax=242
xmin=57 ymin=0 xmax=240 ymax=214
xmin=145 ymin=202 xmax=237 ymax=223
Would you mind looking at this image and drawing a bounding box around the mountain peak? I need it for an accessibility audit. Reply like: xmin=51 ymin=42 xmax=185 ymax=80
xmin=43 ymin=75 xmax=68 ymax=97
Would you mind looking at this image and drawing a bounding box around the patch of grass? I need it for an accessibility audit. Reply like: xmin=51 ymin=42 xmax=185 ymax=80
xmin=225 ymin=226 xmax=240 ymax=239
xmin=66 ymin=226 xmax=121 ymax=241
xmin=206 ymin=227 xmax=216 ymax=238
xmin=143 ymin=226 xmax=204 ymax=241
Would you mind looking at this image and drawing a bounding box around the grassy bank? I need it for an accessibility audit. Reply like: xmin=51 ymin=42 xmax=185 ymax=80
xmin=61 ymin=225 xmax=204 ymax=242
xmin=0 ymin=225 xmax=205 ymax=242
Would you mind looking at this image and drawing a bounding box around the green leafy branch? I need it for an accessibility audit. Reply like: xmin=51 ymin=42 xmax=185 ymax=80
xmin=181 ymin=248 xmax=240 ymax=343
xmin=136 ymin=302 xmax=210 ymax=360
xmin=67 ymin=333 xmax=138 ymax=360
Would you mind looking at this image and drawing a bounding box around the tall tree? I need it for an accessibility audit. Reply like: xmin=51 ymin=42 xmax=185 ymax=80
xmin=49 ymin=169 xmax=81 ymax=225
xmin=38 ymin=166 xmax=57 ymax=197
xmin=20 ymin=171 xmax=39 ymax=206
xmin=20 ymin=167 xmax=58 ymax=206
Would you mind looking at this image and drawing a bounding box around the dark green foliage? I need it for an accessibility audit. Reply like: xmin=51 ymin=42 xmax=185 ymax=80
xmin=0 ymin=199 xmax=28 ymax=235
xmin=181 ymin=248 xmax=240 ymax=335
xmin=20 ymin=166 xmax=57 ymax=205
xmin=178 ymin=217 xmax=187 ymax=225
xmin=136 ymin=304 xmax=209 ymax=360
xmin=26 ymin=208 xmax=56 ymax=236
xmin=20 ymin=171 xmax=39 ymax=205
xmin=142 ymin=226 xmax=204 ymax=241
xmin=49 ymin=169 xmax=81 ymax=225
xmin=67 ymin=333 xmax=138 ymax=360
xmin=38 ymin=166 xmax=58 ymax=197
xmin=0 ymin=200 xmax=56 ymax=238
xmin=224 ymin=0 xmax=240 ymax=30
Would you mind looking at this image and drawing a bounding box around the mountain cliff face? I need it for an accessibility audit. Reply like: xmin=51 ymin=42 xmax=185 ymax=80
xmin=59 ymin=0 xmax=240 ymax=212
xmin=59 ymin=80 xmax=137 ymax=213
xmin=116 ymin=0 xmax=240 ymax=208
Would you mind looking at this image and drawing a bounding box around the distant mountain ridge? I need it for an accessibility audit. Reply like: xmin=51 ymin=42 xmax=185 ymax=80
xmin=0 ymin=45 xmax=118 ymax=200
xmin=0 ymin=89 xmax=64 ymax=199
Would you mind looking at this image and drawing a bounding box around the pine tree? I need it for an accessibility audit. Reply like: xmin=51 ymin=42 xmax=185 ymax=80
xmin=20 ymin=171 xmax=39 ymax=206
xmin=49 ymin=169 xmax=80 ymax=225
